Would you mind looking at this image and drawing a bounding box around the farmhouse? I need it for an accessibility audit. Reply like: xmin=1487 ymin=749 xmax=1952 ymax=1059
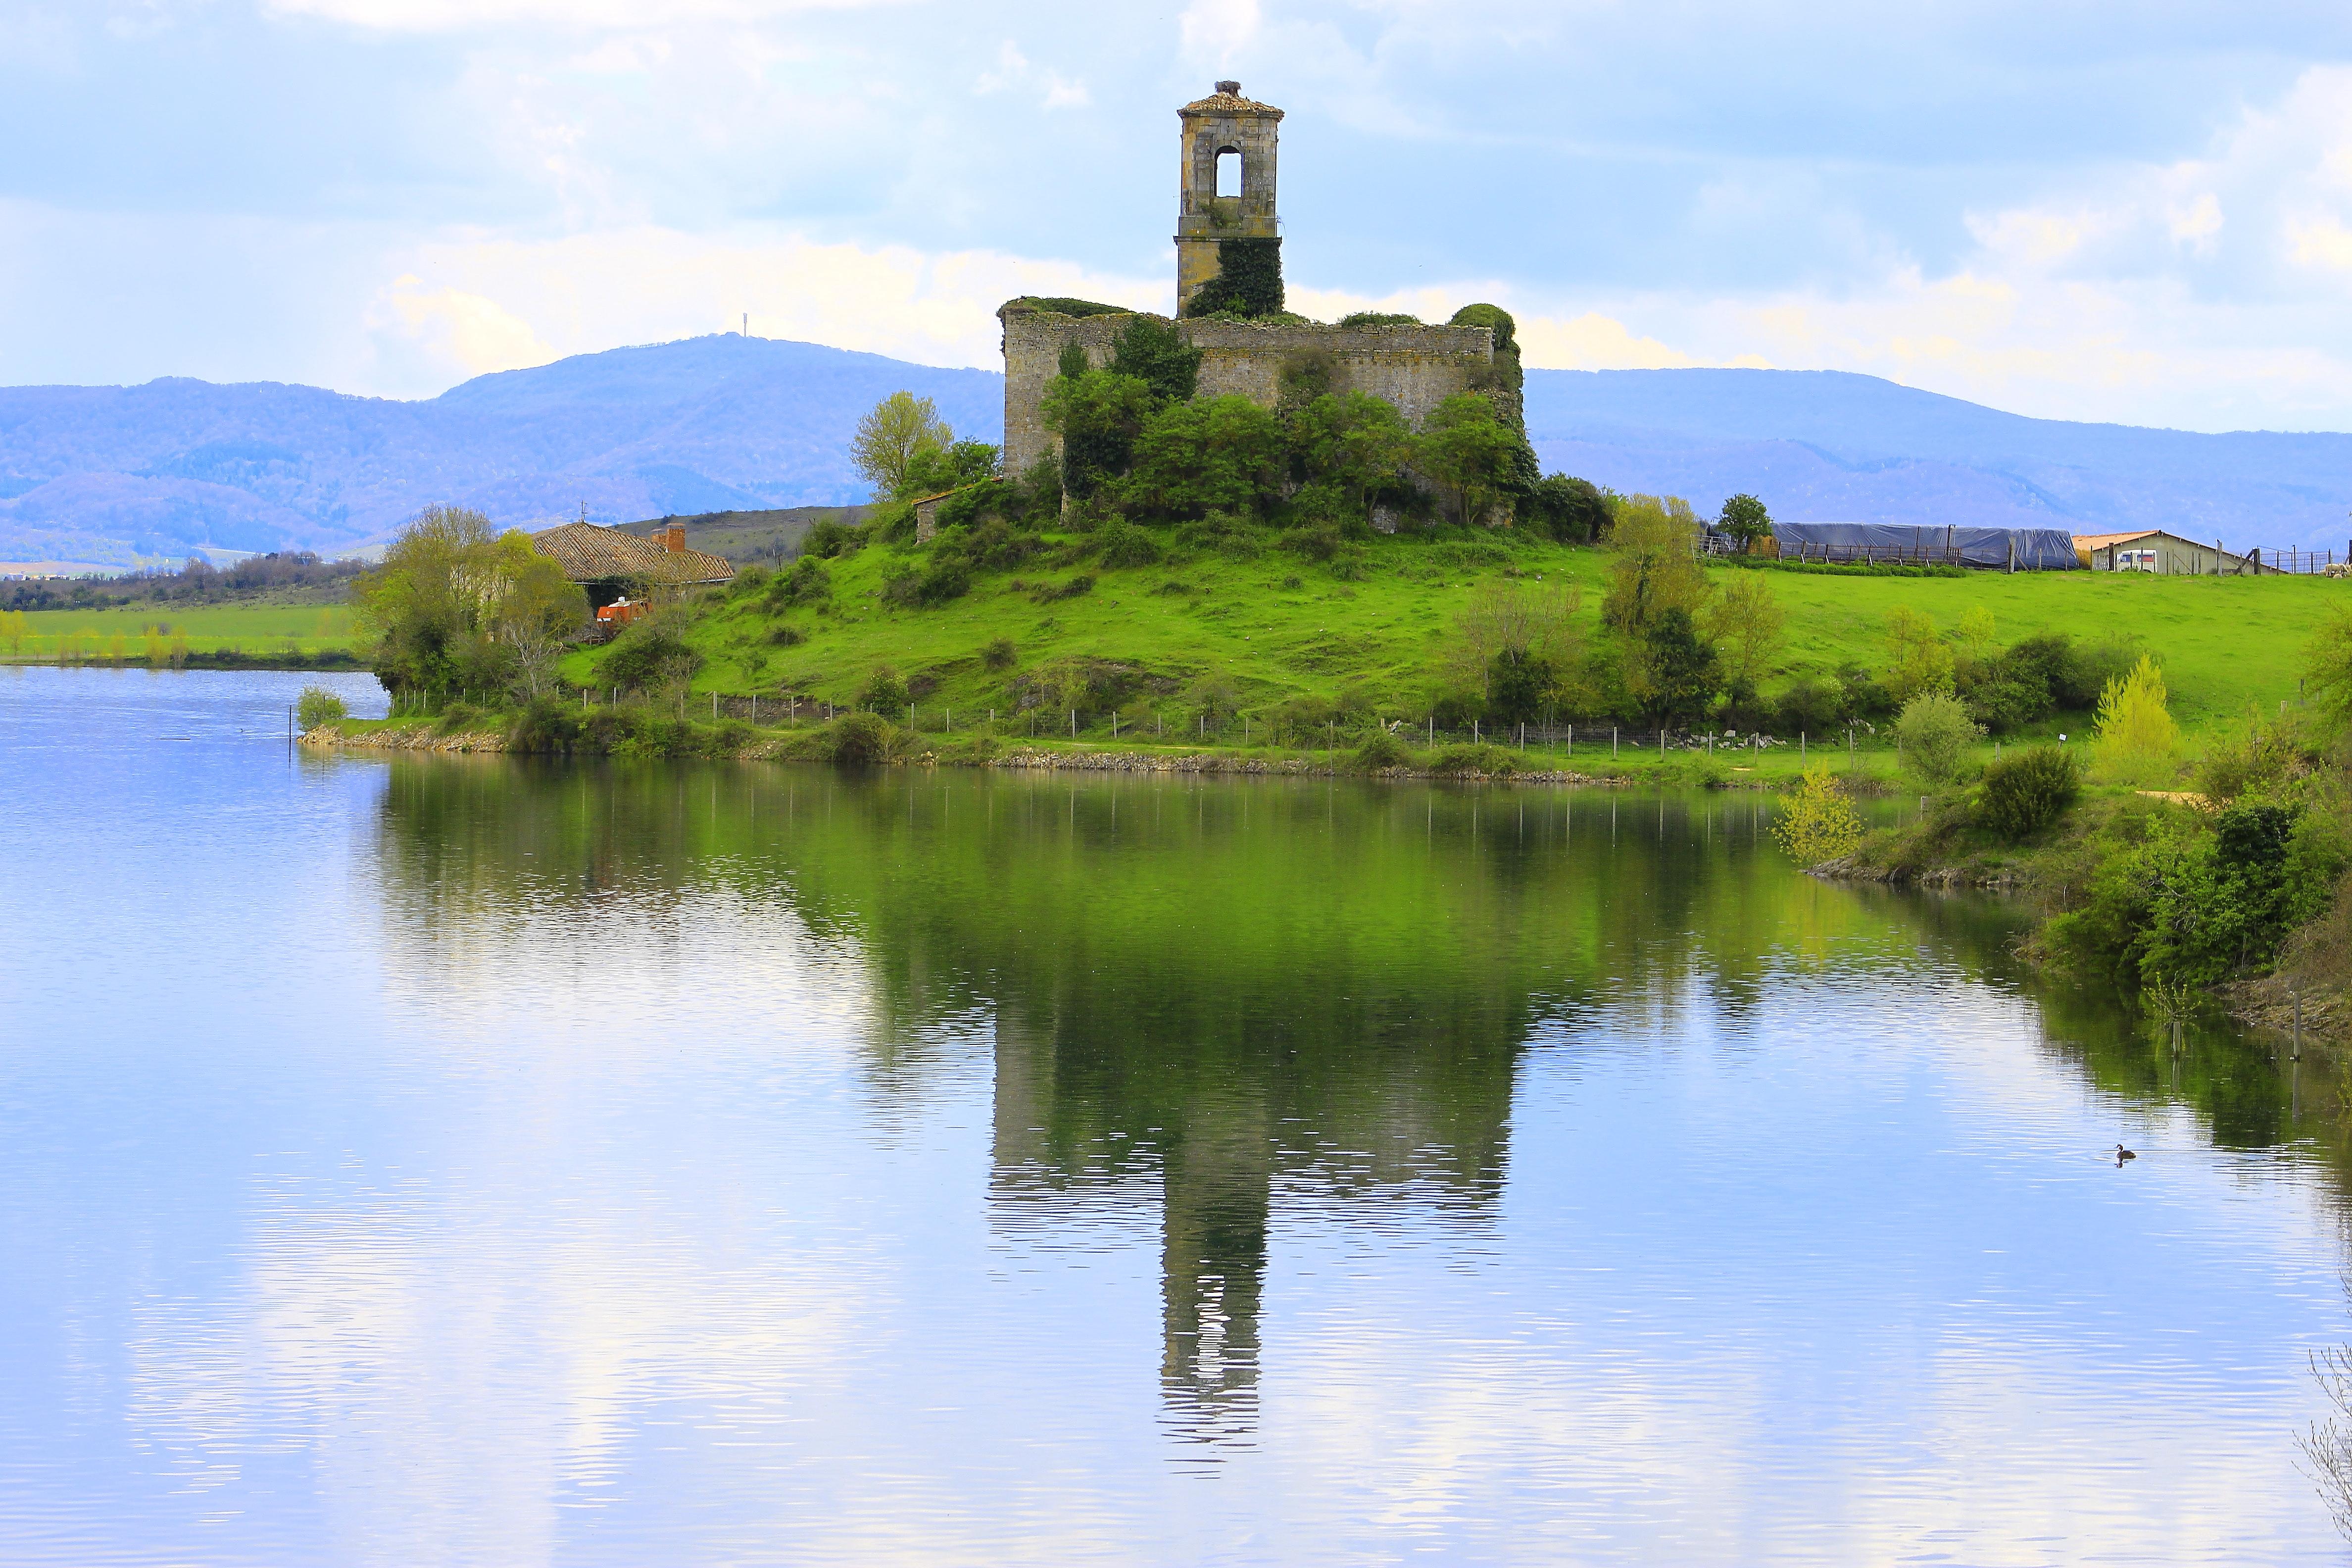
xmin=2073 ymin=529 xmax=2281 ymax=575
xmin=997 ymin=84 xmax=1509 ymax=504
xmin=530 ymin=518 xmax=734 ymax=608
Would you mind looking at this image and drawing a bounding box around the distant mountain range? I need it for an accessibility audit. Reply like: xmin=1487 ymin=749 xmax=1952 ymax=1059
xmin=3 ymin=334 xmax=2345 ymax=572
xmin=0 ymin=336 xmax=1000 ymax=572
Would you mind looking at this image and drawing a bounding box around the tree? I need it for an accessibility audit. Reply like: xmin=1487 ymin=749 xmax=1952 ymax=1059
xmin=1773 ymin=764 xmax=1865 ymax=864
xmin=1289 ymin=392 xmax=1416 ymax=518
xmin=1640 ymin=608 xmax=1719 ymax=725
xmin=1883 ymin=605 xmax=1956 ymax=701
xmin=2307 ymin=602 xmax=2352 ymax=736
xmin=1520 ymin=474 xmax=1612 ymax=542
xmin=482 ymin=531 xmax=589 ymax=700
xmin=1041 ymin=371 xmax=1157 ymax=502
xmin=899 ymin=439 xmax=1001 ymax=499
xmin=1717 ymin=492 xmax=1772 ymax=550
xmin=2095 ymin=654 xmax=2183 ymax=785
xmin=1452 ymin=578 xmax=1583 ymax=691
xmin=1120 ymin=393 xmax=1286 ymax=520
xmin=1703 ymin=573 xmax=1786 ymax=697
xmin=354 ymin=504 xmax=590 ymax=709
xmin=1418 ymin=393 xmax=1522 ymax=526
xmin=1109 ymin=315 xmax=1202 ymax=402
xmin=851 ymin=391 xmax=952 ymax=497
xmin=1601 ymin=494 xmax=1711 ymax=637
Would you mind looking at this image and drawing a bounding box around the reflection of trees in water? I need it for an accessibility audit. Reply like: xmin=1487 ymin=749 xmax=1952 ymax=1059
xmin=367 ymin=759 xmax=2351 ymax=1443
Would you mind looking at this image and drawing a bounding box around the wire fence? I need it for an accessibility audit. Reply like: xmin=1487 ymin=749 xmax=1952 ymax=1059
xmin=675 ymin=692 xmax=1911 ymax=762
xmin=2248 ymin=546 xmax=2352 ymax=575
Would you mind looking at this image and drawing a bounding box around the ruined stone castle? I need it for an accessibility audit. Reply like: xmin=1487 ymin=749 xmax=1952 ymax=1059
xmin=996 ymin=82 xmax=1509 ymax=481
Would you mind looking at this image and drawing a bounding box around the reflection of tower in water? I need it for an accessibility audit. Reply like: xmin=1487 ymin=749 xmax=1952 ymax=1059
xmin=1157 ymin=1092 xmax=1271 ymax=1445
xmin=989 ymin=980 xmax=1520 ymax=1450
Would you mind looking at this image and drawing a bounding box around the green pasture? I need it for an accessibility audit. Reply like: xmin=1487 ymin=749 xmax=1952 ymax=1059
xmin=595 ymin=529 xmax=2345 ymax=742
xmin=4 ymin=603 xmax=360 ymax=662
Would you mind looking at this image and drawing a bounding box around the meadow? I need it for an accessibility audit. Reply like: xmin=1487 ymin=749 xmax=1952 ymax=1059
xmin=4 ymin=603 xmax=361 ymax=663
xmin=607 ymin=529 xmax=2345 ymax=753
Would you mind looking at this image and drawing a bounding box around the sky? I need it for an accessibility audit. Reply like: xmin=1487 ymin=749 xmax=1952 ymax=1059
xmin=6 ymin=1 xmax=2352 ymax=431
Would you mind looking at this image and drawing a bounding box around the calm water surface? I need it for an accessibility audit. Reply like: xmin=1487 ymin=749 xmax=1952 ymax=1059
xmin=3 ymin=665 xmax=2350 ymax=1565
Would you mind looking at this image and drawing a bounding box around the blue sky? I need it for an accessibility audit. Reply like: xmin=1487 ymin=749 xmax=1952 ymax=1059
xmin=6 ymin=0 xmax=2352 ymax=431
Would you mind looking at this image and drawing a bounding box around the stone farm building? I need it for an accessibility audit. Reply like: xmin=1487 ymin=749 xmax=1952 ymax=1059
xmin=997 ymin=83 xmax=1511 ymax=509
xmin=530 ymin=518 xmax=734 ymax=609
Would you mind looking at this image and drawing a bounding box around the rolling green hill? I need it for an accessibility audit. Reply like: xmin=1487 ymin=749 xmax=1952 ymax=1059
xmin=588 ymin=526 xmax=2342 ymax=746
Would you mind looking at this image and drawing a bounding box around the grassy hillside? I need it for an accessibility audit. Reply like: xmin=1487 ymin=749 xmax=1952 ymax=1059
xmin=590 ymin=526 xmax=2342 ymax=745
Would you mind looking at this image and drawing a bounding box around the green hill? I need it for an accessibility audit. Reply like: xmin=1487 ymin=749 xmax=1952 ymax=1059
xmin=572 ymin=524 xmax=2342 ymax=751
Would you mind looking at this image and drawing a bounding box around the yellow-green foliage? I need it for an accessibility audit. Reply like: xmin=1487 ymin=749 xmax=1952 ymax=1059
xmin=1773 ymin=763 xmax=1864 ymax=864
xmin=2095 ymin=654 xmax=2183 ymax=785
xmin=2309 ymin=601 xmax=2352 ymax=735
xmin=1884 ymin=605 xmax=1956 ymax=700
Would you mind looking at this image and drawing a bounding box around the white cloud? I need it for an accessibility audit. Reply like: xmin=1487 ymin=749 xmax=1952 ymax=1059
xmin=973 ymin=41 xmax=1088 ymax=111
xmin=355 ymin=226 xmax=1166 ymax=393
xmin=1179 ymin=0 xmax=1260 ymax=69
xmin=259 ymin=0 xmax=894 ymax=30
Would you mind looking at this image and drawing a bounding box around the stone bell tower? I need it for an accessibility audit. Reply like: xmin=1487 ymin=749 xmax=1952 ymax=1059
xmin=1175 ymin=81 xmax=1282 ymax=315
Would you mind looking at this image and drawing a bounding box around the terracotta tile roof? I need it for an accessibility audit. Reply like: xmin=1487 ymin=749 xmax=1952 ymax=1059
xmin=530 ymin=520 xmax=734 ymax=585
xmin=1181 ymin=90 xmax=1282 ymax=118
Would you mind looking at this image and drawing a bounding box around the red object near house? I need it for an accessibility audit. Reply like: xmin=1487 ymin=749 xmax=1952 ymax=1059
xmin=596 ymin=597 xmax=647 ymax=626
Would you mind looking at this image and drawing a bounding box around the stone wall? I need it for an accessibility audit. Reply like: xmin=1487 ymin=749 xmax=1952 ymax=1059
xmin=998 ymin=302 xmax=1495 ymax=478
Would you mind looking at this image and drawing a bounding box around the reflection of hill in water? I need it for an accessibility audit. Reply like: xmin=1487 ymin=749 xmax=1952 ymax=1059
xmin=365 ymin=759 xmax=2344 ymax=1441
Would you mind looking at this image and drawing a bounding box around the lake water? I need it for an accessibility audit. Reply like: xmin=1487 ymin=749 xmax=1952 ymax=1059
xmin=4 ymin=665 xmax=2350 ymax=1565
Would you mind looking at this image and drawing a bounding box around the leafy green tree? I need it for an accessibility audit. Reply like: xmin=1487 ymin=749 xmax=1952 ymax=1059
xmin=1601 ymin=494 xmax=1712 ymax=637
xmin=1041 ymin=371 xmax=1157 ymax=502
xmin=1641 ymin=609 xmax=1719 ymax=725
xmin=897 ymin=439 xmax=1000 ymax=499
xmin=2306 ymin=602 xmax=2352 ymax=736
xmin=851 ymin=391 xmax=953 ymax=497
xmin=1109 ymin=316 xmax=1202 ymax=402
xmin=1120 ymin=394 xmax=1286 ymax=520
xmin=2093 ymin=655 xmax=2182 ymax=786
xmin=1288 ymin=392 xmax=1416 ymax=518
xmin=1977 ymin=746 xmax=2080 ymax=840
xmin=1447 ymin=302 xmax=1518 ymax=353
xmin=1485 ymin=647 xmax=1555 ymax=726
xmin=1773 ymin=765 xmax=1864 ymax=863
xmin=1716 ymin=492 xmax=1772 ymax=549
xmin=1520 ymin=474 xmax=1611 ymax=542
xmin=1417 ymin=393 xmax=1521 ymax=526
xmin=1702 ymin=572 xmax=1786 ymax=701
xmin=354 ymin=505 xmax=583 ymax=709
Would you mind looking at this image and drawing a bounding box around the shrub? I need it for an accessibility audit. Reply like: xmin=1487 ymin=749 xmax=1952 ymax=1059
xmin=1894 ymin=691 xmax=1983 ymax=784
xmin=765 ymin=556 xmax=832 ymax=608
xmin=1030 ymin=575 xmax=1094 ymax=603
xmin=829 ymin=710 xmax=896 ymax=766
xmin=982 ymin=637 xmax=1017 ymax=671
xmin=1093 ymin=520 xmax=1163 ymax=569
xmin=2196 ymin=709 xmax=2299 ymax=800
xmin=881 ymin=556 xmax=971 ymax=607
xmin=1977 ymin=746 xmax=2080 ymax=840
xmin=2303 ymin=602 xmax=2352 ymax=736
xmin=858 ymin=665 xmax=910 ymax=714
xmin=728 ymin=564 xmax=771 ymax=598
xmin=599 ymin=617 xmax=703 ymax=694
xmin=1423 ymin=742 xmax=1519 ymax=776
xmin=1774 ymin=676 xmax=1839 ymax=735
xmin=765 ymin=622 xmax=807 ymax=647
xmin=1354 ymin=728 xmax=1412 ymax=771
xmin=799 ymin=521 xmax=861 ymax=560
xmin=1520 ymin=474 xmax=1611 ymax=542
xmin=295 ymin=685 xmax=347 ymax=731
xmin=1772 ymin=764 xmax=1864 ymax=864
xmin=506 ymin=696 xmax=583 ymax=754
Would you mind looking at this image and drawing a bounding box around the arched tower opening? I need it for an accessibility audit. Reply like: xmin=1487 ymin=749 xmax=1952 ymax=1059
xmin=1176 ymin=81 xmax=1283 ymax=317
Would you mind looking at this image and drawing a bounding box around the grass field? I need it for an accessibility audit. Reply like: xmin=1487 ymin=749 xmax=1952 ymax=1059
xmin=585 ymin=528 xmax=2347 ymax=745
xmin=4 ymin=602 xmax=360 ymax=663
